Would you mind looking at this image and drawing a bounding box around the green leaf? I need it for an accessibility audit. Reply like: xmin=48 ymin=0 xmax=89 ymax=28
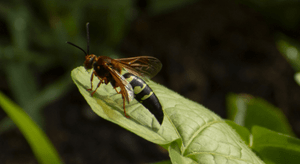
xmin=0 ymin=92 xmax=62 ymax=164
xmin=276 ymin=34 xmax=300 ymax=71
xmin=252 ymin=126 xmax=300 ymax=164
xmin=295 ymin=72 xmax=300 ymax=86
xmin=72 ymin=67 xmax=264 ymax=163
xmin=227 ymin=93 xmax=294 ymax=136
xmin=225 ymin=120 xmax=251 ymax=146
xmin=169 ymin=141 xmax=197 ymax=164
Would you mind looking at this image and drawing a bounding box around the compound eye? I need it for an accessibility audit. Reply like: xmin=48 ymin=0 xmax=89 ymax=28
xmin=89 ymin=56 xmax=95 ymax=65
xmin=84 ymin=56 xmax=96 ymax=69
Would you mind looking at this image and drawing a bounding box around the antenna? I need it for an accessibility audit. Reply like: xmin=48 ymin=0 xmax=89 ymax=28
xmin=86 ymin=22 xmax=90 ymax=55
xmin=66 ymin=41 xmax=87 ymax=56
xmin=66 ymin=22 xmax=91 ymax=56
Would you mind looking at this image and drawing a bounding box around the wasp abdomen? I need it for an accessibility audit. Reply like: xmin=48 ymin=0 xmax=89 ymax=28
xmin=123 ymin=73 xmax=163 ymax=124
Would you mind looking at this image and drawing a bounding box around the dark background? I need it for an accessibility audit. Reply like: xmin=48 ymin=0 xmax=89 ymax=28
xmin=1 ymin=0 xmax=300 ymax=163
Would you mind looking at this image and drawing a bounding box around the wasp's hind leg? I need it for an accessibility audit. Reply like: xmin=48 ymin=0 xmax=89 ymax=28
xmin=114 ymin=88 xmax=121 ymax=94
xmin=114 ymin=88 xmax=130 ymax=118
xmin=122 ymin=95 xmax=130 ymax=118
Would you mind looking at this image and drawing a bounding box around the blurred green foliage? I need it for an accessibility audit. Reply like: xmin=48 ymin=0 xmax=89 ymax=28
xmin=0 ymin=92 xmax=62 ymax=164
xmin=227 ymin=93 xmax=294 ymax=136
xmin=276 ymin=34 xmax=300 ymax=72
xmin=252 ymin=126 xmax=300 ymax=164
xmin=226 ymin=120 xmax=300 ymax=164
xmin=0 ymin=0 xmax=137 ymax=131
xmin=225 ymin=120 xmax=251 ymax=146
xmin=226 ymin=94 xmax=300 ymax=163
xmin=0 ymin=0 xmax=197 ymax=132
xmin=295 ymin=72 xmax=300 ymax=86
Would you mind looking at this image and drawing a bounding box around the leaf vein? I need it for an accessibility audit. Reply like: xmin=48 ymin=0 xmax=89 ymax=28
xmin=182 ymin=120 xmax=223 ymax=154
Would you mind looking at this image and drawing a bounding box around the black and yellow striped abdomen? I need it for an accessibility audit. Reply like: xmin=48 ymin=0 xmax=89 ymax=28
xmin=123 ymin=73 xmax=164 ymax=124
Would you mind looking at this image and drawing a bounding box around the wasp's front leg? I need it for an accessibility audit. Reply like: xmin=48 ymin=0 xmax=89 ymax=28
xmin=90 ymin=80 xmax=102 ymax=96
xmin=87 ymin=71 xmax=95 ymax=91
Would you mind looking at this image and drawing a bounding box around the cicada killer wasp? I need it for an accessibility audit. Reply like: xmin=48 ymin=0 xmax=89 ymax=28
xmin=67 ymin=23 xmax=164 ymax=124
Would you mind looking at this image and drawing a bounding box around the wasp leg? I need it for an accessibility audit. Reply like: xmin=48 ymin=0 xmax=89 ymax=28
xmin=114 ymin=88 xmax=120 ymax=94
xmin=122 ymin=95 xmax=130 ymax=118
xmin=90 ymin=80 xmax=102 ymax=96
xmin=114 ymin=88 xmax=130 ymax=118
xmin=87 ymin=71 xmax=95 ymax=91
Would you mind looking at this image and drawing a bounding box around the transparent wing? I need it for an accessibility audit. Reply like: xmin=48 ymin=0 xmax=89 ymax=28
xmin=115 ymin=56 xmax=162 ymax=79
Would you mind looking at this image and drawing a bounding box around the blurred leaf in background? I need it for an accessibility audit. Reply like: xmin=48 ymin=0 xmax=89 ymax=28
xmin=252 ymin=126 xmax=300 ymax=164
xmin=0 ymin=92 xmax=62 ymax=164
xmin=295 ymin=72 xmax=300 ymax=86
xmin=276 ymin=34 xmax=300 ymax=72
xmin=225 ymin=120 xmax=251 ymax=146
xmin=226 ymin=93 xmax=294 ymax=136
xmin=226 ymin=120 xmax=300 ymax=164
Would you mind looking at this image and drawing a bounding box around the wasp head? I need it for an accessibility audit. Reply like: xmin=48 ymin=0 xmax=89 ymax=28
xmin=84 ymin=54 xmax=96 ymax=69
